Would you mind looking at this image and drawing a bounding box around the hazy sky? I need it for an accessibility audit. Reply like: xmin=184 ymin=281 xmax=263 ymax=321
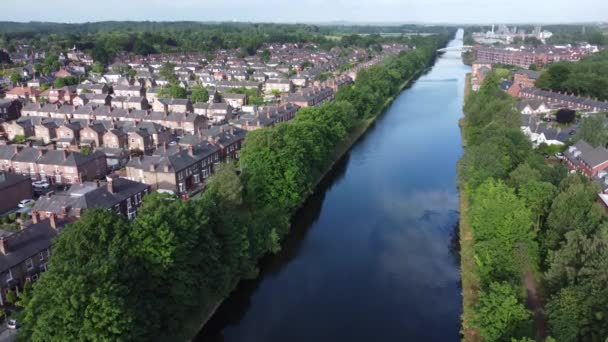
xmin=2 ymin=0 xmax=607 ymax=24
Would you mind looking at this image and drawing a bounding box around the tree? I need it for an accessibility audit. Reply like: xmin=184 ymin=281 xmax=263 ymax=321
xmin=544 ymin=177 xmax=603 ymax=251
xmin=190 ymin=85 xmax=209 ymax=103
xmin=473 ymin=282 xmax=532 ymax=341
xmin=555 ymin=109 xmax=576 ymax=124
xmin=575 ymin=115 xmax=607 ymax=147
xmin=158 ymin=83 xmax=187 ymax=99
xmin=546 ymin=284 xmax=608 ymax=342
xmin=20 ymin=210 xmax=145 ymax=341
xmin=91 ymin=62 xmax=105 ymax=73
xmin=159 ymin=62 xmax=177 ymax=82
xmin=10 ymin=72 xmax=21 ymax=85
xmin=471 ymin=179 xmax=537 ymax=284
xmin=79 ymin=145 xmax=93 ymax=155
xmin=12 ymin=134 xmax=25 ymax=144
xmin=260 ymin=49 xmax=271 ymax=63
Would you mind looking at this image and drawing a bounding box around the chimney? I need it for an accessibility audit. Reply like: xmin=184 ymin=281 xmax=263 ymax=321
xmin=188 ymin=144 xmax=194 ymax=156
xmin=32 ymin=211 xmax=39 ymax=224
xmin=107 ymin=175 xmax=116 ymax=194
xmin=49 ymin=214 xmax=57 ymax=230
xmin=229 ymin=124 xmax=234 ymax=135
xmin=0 ymin=237 xmax=8 ymax=255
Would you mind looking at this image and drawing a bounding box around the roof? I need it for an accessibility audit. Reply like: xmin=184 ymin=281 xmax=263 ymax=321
xmin=0 ymin=172 xmax=30 ymax=191
xmin=566 ymin=140 xmax=608 ymax=169
xmin=33 ymin=178 xmax=148 ymax=216
xmin=0 ymin=219 xmax=61 ymax=273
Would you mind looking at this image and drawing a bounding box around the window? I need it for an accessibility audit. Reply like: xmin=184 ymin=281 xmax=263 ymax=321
xmin=39 ymin=252 xmax=44 ymax=261
xmin=193 ymin=174 xmax=200 ymax=184
xmin=6 ymin=269 xmax=13 ymax=284
xmin=40 ymin=263 xmax=47 ymax=272
xmin=32 ymin=274 xmax=38 ymax=281
xmin=26 ymin=258 xmax=34 ymax=270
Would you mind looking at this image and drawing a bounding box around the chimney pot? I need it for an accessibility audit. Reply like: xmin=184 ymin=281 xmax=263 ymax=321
xmin=0 ymin=237 xmax=8 ymax=255
xmin=49 ymin=214 xmax=57 ymax=230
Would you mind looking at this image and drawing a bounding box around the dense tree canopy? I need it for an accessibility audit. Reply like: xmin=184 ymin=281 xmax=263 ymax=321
xmin=16 ymin=31 xmax=448 ymax=341
xmin=536 ymin=50 xmax=608 ymax=101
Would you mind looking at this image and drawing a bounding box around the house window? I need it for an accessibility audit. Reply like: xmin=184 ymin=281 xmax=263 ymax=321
xmin=32 ymin=274 xmax=38 ymax=281
xmin=40 ymin=263 xmax=48 ymax=272
xmin=39 ymin=252 xmax=44 ymax=261
xmin=178 ymin=182 xmax=185 ymax=193
xmin=26 ymin=258 xmax=34 ymax=270
xmin=6 ymin=269 xmax=13 ymax=284
xmin=193 ymin=174 xmax=200 ymax=184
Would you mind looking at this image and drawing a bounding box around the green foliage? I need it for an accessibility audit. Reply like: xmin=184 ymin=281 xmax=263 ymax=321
xmin=536 ymin=50 xmax=608 ymax=101
xmin=53 ymin=75 xmax=78 ymax=88
xmin=5 ymin=290 xmax=17 ymax=304
xmin=575 ymin=114 xmax=608 ymax=147
xmin=546 ymin=283 xmax=608 ymax=342
xmin=79 ymin=145 xmax=93 ymax=155
xmin=544 ymin=176 xmax=603 ymax=251
xmin=91 ymin=61 xmax=104 ymax=73
xmin=471 ymin=179 xmax=537 ymax=284
xmin=473 ymin=282 xmax=532 ymax=341
xmin=12 ymin=134 xmax=25 ymax=144
xmin=190 ymin=85 xmax=209 ymax=103
xmin=159 ymin=62 xmax=177 ymax=82
xmin=9 ymin=72 xmax=21 ymax=85
xmin=158 ymin=83 xmax=187 ymax=99
xmin=20 ymin=210 xmax=145 ymax=341
xmin=16 ymin=32 xmax=447 ymax=341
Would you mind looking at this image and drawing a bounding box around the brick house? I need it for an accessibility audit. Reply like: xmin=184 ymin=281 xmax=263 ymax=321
xmin=565 ymin=140 xmax=608 ymax=178
xmin=33 ymin=175 xmax=149 ymax=221
xmin=513 ymin=70 xmax=540 ymax=89
xmin=36 ymin=149 xmax=108 ymax=185
xmin=126 ymin=141 xmax=220 ymax=195
xmin=0 ymin=173 xmax=33 ymax=214
xmin=0 ymin=216 xmax=64 ymax=305
xmin=0 ymin=99 xmax=22 ymax=121
xmin=127 ymin=129 xmax=155 ymax=153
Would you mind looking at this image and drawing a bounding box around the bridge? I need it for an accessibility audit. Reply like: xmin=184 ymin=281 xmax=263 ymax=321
xmin=437 ymin=45 xmax=473 ymax=52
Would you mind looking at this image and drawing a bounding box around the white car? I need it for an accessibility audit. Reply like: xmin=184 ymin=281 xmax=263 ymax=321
xmin=7 ymin=319 xmax=19 ymax=329
xmin=32 ymin=180 xmax=50 ymax=189
xmin=555 ymin=152 xmax=565 ymax=160
xmin=18 ymin=199 xmax=34 ymax=208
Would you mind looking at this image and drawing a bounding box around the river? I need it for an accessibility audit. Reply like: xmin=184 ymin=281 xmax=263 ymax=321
xmin=197 ymin=30 xmax=470 ymax=342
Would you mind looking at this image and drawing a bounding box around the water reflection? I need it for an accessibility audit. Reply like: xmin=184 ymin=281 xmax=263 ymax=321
xmin=197 ymin=31 xmax=469 ymax=342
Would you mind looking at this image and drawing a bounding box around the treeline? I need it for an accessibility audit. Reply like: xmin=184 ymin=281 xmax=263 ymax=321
xmin=536 ymin=50 xmax=608 ymax=101
xmin=460 ymin=72 xmax=608 ymax=341
xmin=17 ymin=34 xmax=448 ymax=341
xmin=0 ymin=22 xmax=452 ymax=65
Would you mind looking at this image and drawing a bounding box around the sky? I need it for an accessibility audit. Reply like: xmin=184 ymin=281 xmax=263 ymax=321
xmin=1 ymin=0 xmax=607 ymax=24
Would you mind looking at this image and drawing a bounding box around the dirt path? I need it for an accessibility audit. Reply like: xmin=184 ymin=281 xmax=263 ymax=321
xmin=523 ymin=269 xmax=547 ymax=340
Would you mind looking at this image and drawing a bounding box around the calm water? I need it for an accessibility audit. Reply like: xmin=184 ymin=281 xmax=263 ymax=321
xmin=197 ymin=30 xmax=470 ymax=342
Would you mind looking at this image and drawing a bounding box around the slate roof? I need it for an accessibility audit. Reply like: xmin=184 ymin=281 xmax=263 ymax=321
xmin=0 ymin=219 xmax=61 ymax=273
xmin=566 ymin=140 xmax=608 ymax=169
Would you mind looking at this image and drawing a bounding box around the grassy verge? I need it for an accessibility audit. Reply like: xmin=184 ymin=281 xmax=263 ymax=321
xmin=459 ymin=73 xmax=481 ymax=342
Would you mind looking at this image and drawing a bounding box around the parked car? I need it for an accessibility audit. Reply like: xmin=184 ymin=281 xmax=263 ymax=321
xmin=7 ymin=319 xmax=19 ymax=329
xmin=32 ymin=180 xmax=50 ymax=189
xmin=555 ymin=152 xmax=565 ymax=160
xmin=18 ymin=199 xmax=34 ymax=208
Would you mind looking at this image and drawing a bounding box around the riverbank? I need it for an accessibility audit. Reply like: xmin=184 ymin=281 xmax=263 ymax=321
xmin=458 ymin=72 xmax=480 ymax=342
xmin=182 ymin=65 xmax=431 ymax=342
